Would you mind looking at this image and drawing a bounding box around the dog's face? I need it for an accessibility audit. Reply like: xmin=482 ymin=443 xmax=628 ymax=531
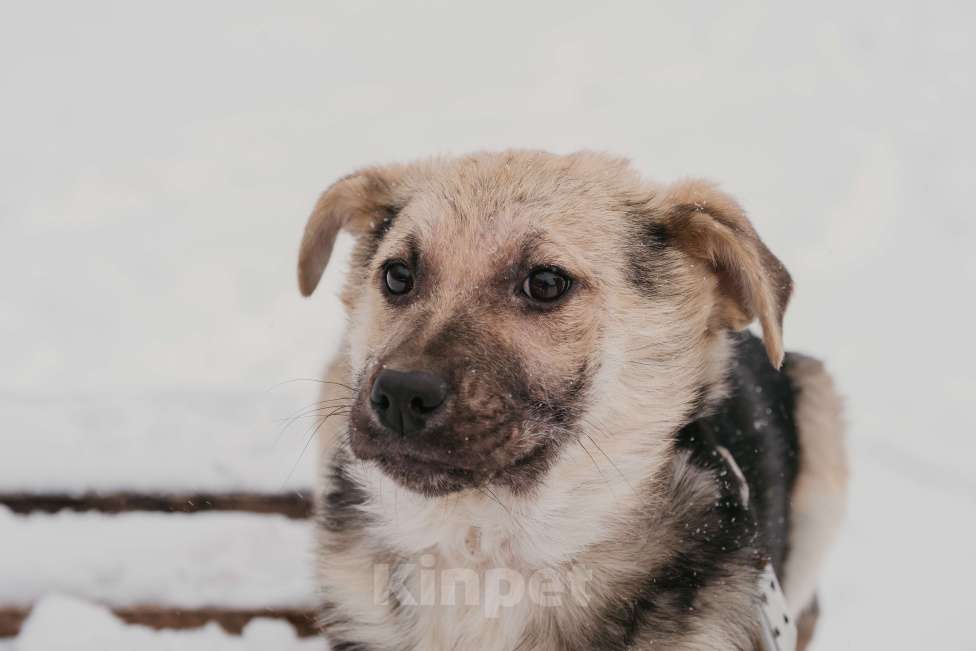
xmin=298 ymin=151 xmax=791 ymax=497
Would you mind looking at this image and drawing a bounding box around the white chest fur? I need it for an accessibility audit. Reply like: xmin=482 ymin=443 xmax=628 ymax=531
xmin=340 ymin=455 xmax=646 ymax=650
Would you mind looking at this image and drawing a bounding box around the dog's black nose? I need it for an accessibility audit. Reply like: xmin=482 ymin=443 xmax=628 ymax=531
xmin=370 ymin=369 xmax=448 ymax=435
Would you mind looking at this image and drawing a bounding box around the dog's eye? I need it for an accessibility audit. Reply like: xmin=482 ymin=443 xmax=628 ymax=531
xmin=384 ymin=262 xmax=414 ymax=295
xmin=521 ymin=268 xmax=571 ymax=303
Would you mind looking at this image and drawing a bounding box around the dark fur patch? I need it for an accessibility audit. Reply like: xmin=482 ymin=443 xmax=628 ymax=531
xmin=676 ymin=332 xmax=800 ymax=573
xmin=350 ymin=312 xmax=593 ymax=497
xmin=582 ymin=332 xmax=800 ymax=649
xmin=318 ymin=451 xmax=371 ymax=536
xmin=350 ymin=201 xmax=404 ymax=273
xmin=316 ymin=456 xmax=380 ymax=646
xmin=492 ymin=440 xmax=558 ymax=496
xmin=625 ymin=210 xmax=675 ymax=298
xmin=317 ymin=600 xmax=371 ymax=651
xmin=320 ymin=619 xmax=377 ymax=651
xmin=586 ymin=468 xmax=761 ymax=650
xmin=331 ymin=641 xmax=374 ymax=651
xmin=402 ymin=232 xmax=421 ymax=271
xmin=419 ymin=314 xmax=479 ymax=359
xmin=497 ymin=360 xmax=594 ymax=497
xmin=374 ymin=204 xmax=400 ymax=241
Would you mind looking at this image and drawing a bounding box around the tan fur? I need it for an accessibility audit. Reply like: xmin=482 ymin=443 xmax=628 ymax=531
xmin=651 ymin=180 xmax=793 ymax=368
xmin=783 ymin=354 xmax=849 ymax=617
xmin=298 ymin=151 xmax=835 ymax=650
xmin=299 ymin=165 xmax=405 ymax=297
xmin=795 ymin=600 xmax=820 ymax=651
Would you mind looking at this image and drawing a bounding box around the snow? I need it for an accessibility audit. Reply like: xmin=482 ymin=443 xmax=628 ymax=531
xmin=0 ymin=508 xmax=315 ymax=609
xmin=0 ymin=391 xmax=317 ymax=493
xmin=2 ymin=1 xmax=975 ymax=649
xmin=13 ymin=595 xmax=323 ymax=651
xmin=816 ymin=437 xmax=976 ymax=649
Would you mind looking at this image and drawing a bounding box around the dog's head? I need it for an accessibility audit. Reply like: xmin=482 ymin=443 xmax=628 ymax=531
xmin=298 ymin=151 xmax=791 ymax=497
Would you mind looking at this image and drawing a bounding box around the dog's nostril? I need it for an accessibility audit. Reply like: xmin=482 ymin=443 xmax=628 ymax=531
xmin=408 ymin=395 xmax=443 ymax=414
xmin=374 ymin=394 xmax=390 ymax=410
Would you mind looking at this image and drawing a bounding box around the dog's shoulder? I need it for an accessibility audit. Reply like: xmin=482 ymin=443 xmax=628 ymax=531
xmin=675 ymin=331 xmax=802 ymax=573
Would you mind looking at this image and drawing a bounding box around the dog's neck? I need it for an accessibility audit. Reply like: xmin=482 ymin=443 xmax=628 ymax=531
xmin=350 ymin=439 xmax=661 ymax=571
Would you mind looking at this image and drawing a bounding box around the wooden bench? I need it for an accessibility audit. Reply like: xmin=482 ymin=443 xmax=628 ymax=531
xmin=0 ymin=491 xmax=318 ymax=640
xmin=0 ymin=390 xmax=334 ymax=646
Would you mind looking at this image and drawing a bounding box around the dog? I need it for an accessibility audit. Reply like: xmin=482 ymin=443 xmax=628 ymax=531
xmin=297 ymin=151 xmax=847 ymax=650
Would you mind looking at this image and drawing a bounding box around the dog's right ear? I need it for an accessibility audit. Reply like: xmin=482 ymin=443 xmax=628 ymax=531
xmin=298 ymin=166 xmax=404 ymax=296
xmin=650 ymin=180 xmax=793 ymax=368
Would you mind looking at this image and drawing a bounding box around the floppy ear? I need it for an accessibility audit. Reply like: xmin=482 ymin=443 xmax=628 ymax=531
xmin=298 ymin=166 xmax=403 ymax=296
xmin=656 ymin=180 xmax=793 ymax=368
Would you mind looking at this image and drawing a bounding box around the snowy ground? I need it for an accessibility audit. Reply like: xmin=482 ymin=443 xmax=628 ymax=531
xmin=0 ymin=508 xmax=314 ymax=609
xmin=2 ymin=1 xmax=975 ymax=649
xmin=0 ymin=391 xmax=316 ymax=494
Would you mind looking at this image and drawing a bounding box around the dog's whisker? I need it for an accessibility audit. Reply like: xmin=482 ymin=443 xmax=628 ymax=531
xmin=575 ymin=437 xmax=615 ymax=498
xmin=281 ymin=406 xmax=351 ymax=487
xmin=579 ymin=419 xmax=638 ymax=496
xmin=273 ymin=409 xmax=313 ymax=448
xmin=267 ymin=377 xmax=357 ymax=393
xmin=275 ymin=399 xmax=354 ymax=424
xmin=477 ymin=486 xmax=531 ymax=538
xmin=625 ymin=360 xmax=704 ymax=370
xmin=273 ymin=401 xmax=354 ymax=447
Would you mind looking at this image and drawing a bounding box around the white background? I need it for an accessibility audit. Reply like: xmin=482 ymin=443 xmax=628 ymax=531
xmin=2 ymin=2 xmax=975 ymax=649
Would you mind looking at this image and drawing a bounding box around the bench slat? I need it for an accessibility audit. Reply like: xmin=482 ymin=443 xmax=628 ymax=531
xmin=0 ymin=606 xmax=318 ymax=639
xmin=0 ymin=492 xmax=312 ymax=519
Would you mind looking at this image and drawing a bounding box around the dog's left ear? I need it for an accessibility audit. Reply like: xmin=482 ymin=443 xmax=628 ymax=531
xmin=654 ymin=180 xmax=793 ymax=368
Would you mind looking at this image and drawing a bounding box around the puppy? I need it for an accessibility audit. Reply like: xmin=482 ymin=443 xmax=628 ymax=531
xmin=297 ymin=151 xmax=847 ymax=650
